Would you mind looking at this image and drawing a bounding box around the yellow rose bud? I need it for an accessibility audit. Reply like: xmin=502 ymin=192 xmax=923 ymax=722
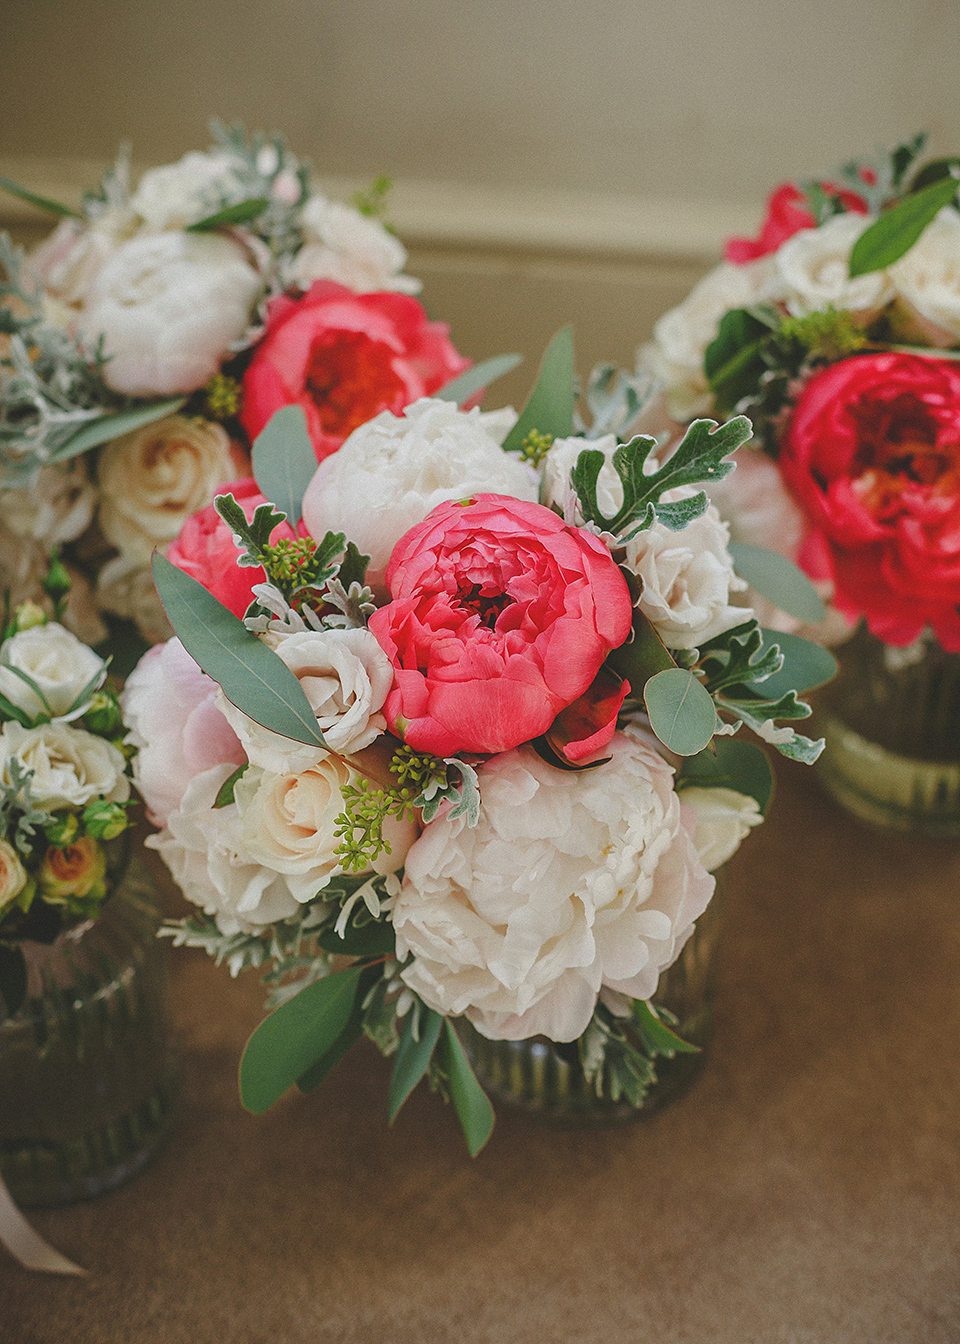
xmin=38 ymin=836 xmax=107 ymax=905
xmin=0 ymin=839 xmax=28 ymax=916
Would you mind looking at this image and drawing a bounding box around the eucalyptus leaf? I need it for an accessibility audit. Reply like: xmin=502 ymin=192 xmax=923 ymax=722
xmin=186 ymin=198 xmax=270 ymax=231
xmin=213 ymin=763 xmax=248 ymax=809
xmin=849 ymin=174 xmax=959 ymax=277
xmin=239 ymin=964 xmax=362 ymax=1113
xmin=909 ymin=155 xmax=960 ymax=193
xmin=754 ymin=630 xmax=838 ymax=698
xmin=703 ymin=308 xmax=772 ymax=414
xmin=316 ymin=914 xmax=396 ymax=958
xmin=50 ymin=398 xmax=187 ymax=462
xmin=433 ymin=354 xmax=523 ymax=407
xmin=152 ymin=554 xmax=327 ymax=750
xmin=676 ymin=737 xmax=774 ymax=815
xmin=729 ymin=542 xmax=826 ymax=623
xmin=296 ymin=964 xmax=382 ymax=1093
xmin=251 ymin=405 xmax=317 ymax=526
xmin=642 ymin=668 xmax=717 ymax=756
xmin=442 ymin=1019 xmax=495 ymax=1156
xmin=0 ymin=175 xmax=80 ymax=219
xmin=388 ymin=1006 xmax=444 ymax=1122
xmin=501 ymin=328 xmax=574 ymax=453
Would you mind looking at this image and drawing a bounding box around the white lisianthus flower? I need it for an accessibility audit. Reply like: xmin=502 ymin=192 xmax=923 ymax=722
xmin=679 ymin=786 xmax=763 ymax=871
xmin=121 ymin=638 xmax=245 ymax=827
xmin=215 ymin=626 xmax=393 ymax=773
xmin=0 ymin=623 xmax=107 ymax=720
xmin=0 ymin=722 xmax=130 ymax=809
xmin=96 ymin=414 xmax=234 ymax=565
xmin=30 ymin=209 xmax=138 ymax=306
xmin=148 ymin=763 xmax=300 ymax=935
xmin=541 ymin=433 xmax=623 ymax=526
xmin=772 ymin=213 xmax=893 ymax=319
xmin=641 ymin=259 xmax=776 ymax=421
xmin=130 ymin=151 xmax=244 ymax=231
xmin=0 ymin=839 xmax=28 ymax=915
xmin=393 ymin=727 xmax=715 ymax=1044
xmin=301 ymin=398 xmax=539 ymax=590
xmin=889 ymin=207 xmax=960 ymax=344
xmin=287 ymin=194 xmax=421 ymax=294
xmin=79 ymin=231 xmax=263 ymax=395
xmin=623 ymin=489 xmax=749 ymax=649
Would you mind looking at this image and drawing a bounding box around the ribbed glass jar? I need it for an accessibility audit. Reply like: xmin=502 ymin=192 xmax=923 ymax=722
xmin=460 ymin=884 xmax=721 ymax=1125
xmin=815 ymin=625 xmax=960 ymax=836
xmin=0 ymin=863 xmax=177 ymax=1208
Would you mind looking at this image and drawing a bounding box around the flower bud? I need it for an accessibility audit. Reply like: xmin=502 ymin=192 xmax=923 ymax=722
xmin=45 ymin=811 xmax=80 ymax=847
xmin=38 ymin=836 xmax=107 ymax=904
xmin=9 ymin=600 xmax=47 ymax=634
xmin=42 ymin=553 xmax=73 ymax=605
xmin=82 ymin=799 xmax=129 ymax=841
xmin=83 ymin=691 xmax=124 ymax=737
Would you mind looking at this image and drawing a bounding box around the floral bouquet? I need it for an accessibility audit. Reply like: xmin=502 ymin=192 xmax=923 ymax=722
xmin=641 ymin=134 xmax=960 ymax=830
xmin=0 ymin=575 xmax=134 ymax=1019
xmin=122 ymin=332 xmax=831 ymax=1152
xmin=0 ymin=123 xmax=468 ymax=647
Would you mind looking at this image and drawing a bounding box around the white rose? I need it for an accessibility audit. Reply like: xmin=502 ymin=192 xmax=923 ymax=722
xmin=96 ymin=414 xmax=234 ymax=564
xmin=30 ymin=209 xmax=137 ymax=306
xmin=148 ymin=763 xmax=300 ymax=934
xmin=679 ymin=786 xmax=763 ymax=871
xmin=1 ymin=721 xmax=130 ymax=809
xmin=79 ymin=231 xmax=263 ymax=395
xmin=541 ymin=433 xmax=623 ymax=525
xmin=0 ymin=622 xmax=107 ymax=721
xmin=773 ymin=213 xmax=893 ymax=319
xmin=623 ymin=490 xmax=749 ymax=649
xmin=287 ymin=195 xmax=421 ymax=294
xmin=121 ymin=638 xmax=245 ymax=827
xmin=301 ymin=398 xmax=539 ymax=590
xmin=641 ymin=259 xmax=776 ymax=420
xmin=889 ymin=207 xmax=960 ymax=344
xmin=130 ymin=151 xmax=244 ymax=231
xmin=394 ymin=727 xmax=715 ymax=1044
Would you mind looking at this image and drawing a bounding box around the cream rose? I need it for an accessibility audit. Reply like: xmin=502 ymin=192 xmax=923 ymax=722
xmin=148 ymin=763 xmax=300 ymax=935
xmin=772 ymin=213 xmax=893 ymax=319
xmin=287 ymin=194 xmax=420 ymax=295
xmin=130 ymin=151 xmax=243 ymax=231
xmin=889 ymin=207 xmax=960 ymax=345
xmin=393 ymin=727 xmax=715 ymax=1043
xmin=1 ymin=721 xmax=130 ymax=810
xmin=0 ymin=622 xmax=107 ymax=721
xmin=301 ymin=398 xmax=539 ymax=590
xmin=0 ymin=839 xmax=28 ymax=915
xmin=679 ymin=786 xmax=763 ymax=871
xmin=79 ymin=231 xmax=263 ymax=396
xmin=623 ymin=490 xmax=749 ymax=649
xmin=96 ymin=414 xmax=234 ymax=565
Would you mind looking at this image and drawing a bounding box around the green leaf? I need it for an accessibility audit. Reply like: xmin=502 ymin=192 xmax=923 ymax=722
xmin=296 ymin=964 xmax=382 ymax=1094
xmin=606 ymin=610 xmax=676 ymax=691
xmin=214 ymin=494 xmax=289 ymax=567
xmin=0 ymin=174 xmax=80 ymax=218
xmin=316 ymin=914 xmax=396 ymax=958
xmin=50 ymin=398 xmax=187 ymax=462
xmin=501 ymin=328 xmax=574 ymax=453
xmin=213 ymin=763 xmax=248 ymax=809
xmin=441 ymin=1019 xmax=495 ymax=1156
xmin=336 ymin=541 xmax=370 ymax=592
xmin=632 ymin=999 xmax=700 ymax=1056
xmin=643 ymin=668 xmax=717 ymax=756
xmin=0 ymin=943 xmax=27 ymax=1017
xmin=186 ymin=197 xmax=270 ymax=231
xmin=151 ymin=554 xmax=327 ymax=750
xmin=703 ymin=308 xmax=771 ymax=413
xmin=388 ymin=1006 xmax=444 ymax=1122
xmin=433 ymin=354 xmax=523 ymax=407
xmin=849 ymin=174 xmax=959 ymax=277
xmin=239 ymin=964 xmax=362 ymax=1113
xmin=729 ymin=542 xmax=826 ymax=623
xmin=676 ymin=737 xmax=774 ymax=815
xmin=754 ymin=629 xmax=837 ymax=698
xmin=251 ymin=405 xmax=317 ymax=527
xmin=909 ymin=155 xmax=960 ymax=193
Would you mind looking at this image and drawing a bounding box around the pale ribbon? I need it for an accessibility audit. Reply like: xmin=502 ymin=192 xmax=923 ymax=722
xmin=0 ymin=1169 xmax=85 ymax=1275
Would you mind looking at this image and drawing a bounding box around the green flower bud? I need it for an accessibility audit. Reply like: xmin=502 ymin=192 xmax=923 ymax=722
xmin=82 ymin=799 xmax=129 ymax=842
xmin=9 ymin=600 xmax=47 ymax=634
xmin=83 ymin=691 xmax=124 ymax=737
xmin=45 ymin=811 xmax=80 ymax=847
xmin=42 ymin=554 xmax=72 ymax=604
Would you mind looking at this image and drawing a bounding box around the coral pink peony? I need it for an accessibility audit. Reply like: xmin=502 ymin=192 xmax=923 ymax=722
xmin=240 ymin=280 xmax=469 ymax=461
xmin=166 ymin=476 xmax=299 ymax=618
xmin=367 ymin=494 xmax=633 ymax=756
xmin=779 ymin=352 xmax=960 ymax=649
xmin=724 ymin=182 xmax=868 ymax=264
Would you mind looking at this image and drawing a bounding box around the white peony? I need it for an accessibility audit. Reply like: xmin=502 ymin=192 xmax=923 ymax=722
xmin=641 ymin=259 xmax=776 ymax=420
xmin=30 ymin=209 xmax=137 ymax=306
xmin=79 ymin=231 xmax=263 ymax=395
xmin=130 ymin=151 xmax=244 ymax=231
xmin=214 ymin=626 xmax=393 ymax=773
xmin=393 ymin=727 xmax=715 ymax=1043
xmin=148 ymin=763 xmax=300 ymax=935
xmin=624 ymin=489 xmax=749 ymax=649
xmin=121 ymin=638 xmax=245 ymax=828
xmin=0 ymin=721 xmax=129 ymax=809
xmin=772 ymin=213 xmax=893 ymax=319
xmin=300 ymin=398 xmax=539 ymax=590
xmin=679 ymin=786 xmax=763 ymax=871
xmin=287 ymin=194 xmax=420 ymax=294
xmin=541 ymin=433 xmax=623 ymax=525
xmin=0 ymin=622 xmax=107 ymax=721
xmin=889 ymin=207 xmax=960 ymax=344
xmin=96 ymin=414 xmax=234 ymax=564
